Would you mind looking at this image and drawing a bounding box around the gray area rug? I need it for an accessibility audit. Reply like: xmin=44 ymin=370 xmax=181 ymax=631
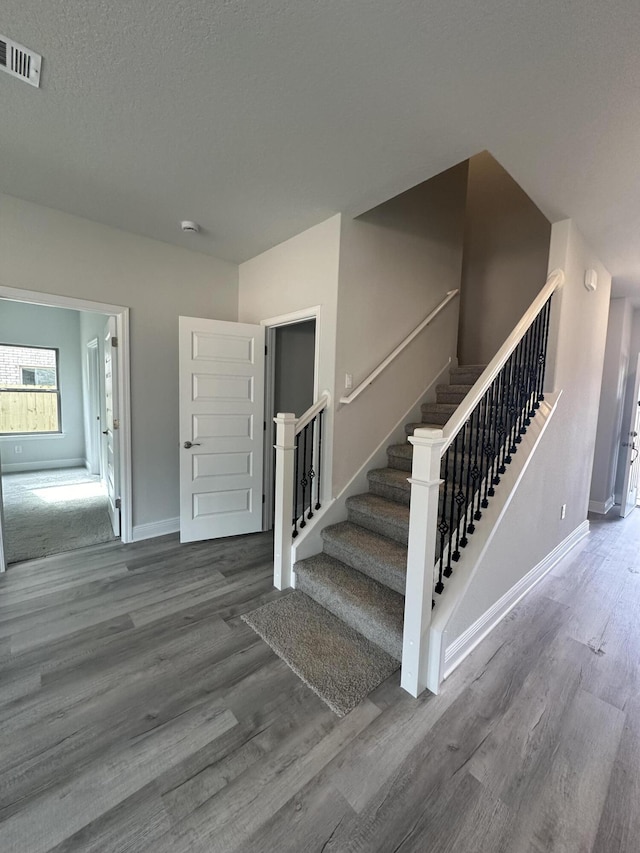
xmin=2 ymin=468 xmax=116 ymax=564
xmin=242 ymin=590 xmax=399 ymax=716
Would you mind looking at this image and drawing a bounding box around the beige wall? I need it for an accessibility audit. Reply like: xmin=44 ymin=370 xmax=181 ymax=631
xmin=458 ymin=151 xmax=551 ymax=365
xmin=238 ymin=214 xmax=341 ymax=498
xmin=447 ymin=219 xmax=612 ymax=646
xmin=0 ymin=193 xmax=238 ymax=530
xmin=333 ymin=163 xmax=468 ymax=494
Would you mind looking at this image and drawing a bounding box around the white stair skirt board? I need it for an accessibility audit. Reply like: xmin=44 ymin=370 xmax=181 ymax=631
xmin=132 ymin=518 xmax=180 ymax=542
xmin=0 ymin=458 xmax=86 ymax=474
xmin=443 ymin=519 xmax=590 ymax=679
xmin=588 ymin=497 xmax=615 ymax=515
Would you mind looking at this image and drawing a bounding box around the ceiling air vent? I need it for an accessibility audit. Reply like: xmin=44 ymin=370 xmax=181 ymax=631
xmin=0 ymin=34 xmax=42 ymax=87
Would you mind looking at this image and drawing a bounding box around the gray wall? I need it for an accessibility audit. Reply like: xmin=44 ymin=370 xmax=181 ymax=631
xmin=0 ymin=193 xmax=239 ymax=531
xmin=458 ymin=151 xmax=552 ymax=365
xmin=447 ymin=219 xmax=612 ymax=647
xmin=274 ymin=321 xmax=315 ymax=417
xmin=0 ymin=301 xmax=85 ymax=471
xmin=333 ymin=162 xmax=469 ymax=494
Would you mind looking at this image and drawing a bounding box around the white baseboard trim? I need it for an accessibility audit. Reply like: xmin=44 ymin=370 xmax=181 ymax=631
xmin=132 ymin=517 xmax=180 ymax=542
xmin=443 ymin=519 xmax=590 ymax=679
xmin=588 ymin=496 xmax=615 ymax=515
xmin=0 ymin=458 xmax=85 ymax=474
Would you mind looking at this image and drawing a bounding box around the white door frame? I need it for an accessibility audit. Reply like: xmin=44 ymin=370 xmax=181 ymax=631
xmin=0 ymin=284 xmax=133 ymax=544
xmin=620 ymin=352 xmax=640 ymax=518
xmin=86 ymin=337 xmax=102 ymax=477
xmin=261 ymin=306 xmax=320 ymax=530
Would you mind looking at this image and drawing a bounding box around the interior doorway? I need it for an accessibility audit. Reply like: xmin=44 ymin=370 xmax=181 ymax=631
xmin=0 ymin=286 xmax=132 ymax=572
xmin=263 ymin=311 xmax=318 ymax=529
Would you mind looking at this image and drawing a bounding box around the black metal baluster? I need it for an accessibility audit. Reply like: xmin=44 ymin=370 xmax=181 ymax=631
xmin=292 ymin=432 xmax=300 ymax=538
xmin=437 ymin=446 xmax=451 ymax=587
xmin=504 ymin=352 xmax=515 ymax=466
xmin=487 ymin=379 xmax=496 ymax=498
xmin=495 ymin=366 xmax=506 ymax=478
xmin=524 ymin=324 xmax=536 ymax=424
xmin=452 ymin=427 xmax=466 ymax=562
xmin=460 ymin=415 xmax=474 ymax=546
xmin=447 ymin=437 xmax=459 ymax=569
xmin=521 ymin=328 xmax=533 ymax=431
xmin=315 ymin=409 xmax=323 ymax=510
xmin=472 ymin=400 xmax=483 ymax=522
xmin=515 ymin=338 xmax=526 ymax=443
xmin=538 ymin=298 xmax=552 ymax=403
xmin=307 ymin=417 xmax=315 ymax=520
xmin=299 ymin=425 xmax=308 ymax=529
xmin=530 ymin=312 xmax=542 ymax=414
xmin=481 ymin=387 xmax=491 ymax=509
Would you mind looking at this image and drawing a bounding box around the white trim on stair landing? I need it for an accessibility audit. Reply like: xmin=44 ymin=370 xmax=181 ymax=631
xmin=588 ymin=497 xmax=615 ymax=515
xmin=443 ymin=519 xmax=590 ymax=679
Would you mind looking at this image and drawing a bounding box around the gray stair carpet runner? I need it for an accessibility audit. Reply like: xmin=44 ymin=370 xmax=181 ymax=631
xmin=245 ymin=365 xmax=486 ymax=715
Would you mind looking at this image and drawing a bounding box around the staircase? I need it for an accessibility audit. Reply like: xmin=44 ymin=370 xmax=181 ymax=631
xmin=293 ymin=364 xmax=486 ymax=663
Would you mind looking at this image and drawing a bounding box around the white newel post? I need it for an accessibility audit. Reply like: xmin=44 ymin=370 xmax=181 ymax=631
xmin=401 ymin=426 xmax=446 ymax=697
xmin=273 ymin=412 xmax=297 ymax=590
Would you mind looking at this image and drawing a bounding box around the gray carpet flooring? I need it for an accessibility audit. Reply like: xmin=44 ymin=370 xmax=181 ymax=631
xmin=2 ymin=467 xmax=117 ymax=564
xmin=242 ymin=590 xmax=399 ymax=716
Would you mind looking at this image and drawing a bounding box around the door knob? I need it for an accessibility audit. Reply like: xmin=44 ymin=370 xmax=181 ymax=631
xmin=183 ymin=441 xmax=201 ymax=449
xmin=102 ymin=429 xmax=109 ymax=435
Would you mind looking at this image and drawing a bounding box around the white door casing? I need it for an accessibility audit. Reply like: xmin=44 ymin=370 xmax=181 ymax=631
xmin=620 ymin=353 xmax=640 ymax=518
xmin=179 ymin=317 xmax=265 ymax=542
xmin=103 ymin=317 xmax=121 ymax=537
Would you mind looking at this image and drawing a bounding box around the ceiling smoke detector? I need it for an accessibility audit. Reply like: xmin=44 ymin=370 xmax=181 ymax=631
xmin=181 ymin=221 xmax=200 ymax=234
xmin=0 ymin=34 xmax=42 ymax=87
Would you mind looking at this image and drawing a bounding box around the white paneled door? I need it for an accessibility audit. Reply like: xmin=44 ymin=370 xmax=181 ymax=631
xmin=179 ymin=317 xmax=265 ymax=542
xmin=103 ymin=317 xmax=121 ymax=537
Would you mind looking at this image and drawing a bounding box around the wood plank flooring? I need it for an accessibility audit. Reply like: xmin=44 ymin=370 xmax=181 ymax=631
xmin=1 ymin=511 xmax=639 ymax=852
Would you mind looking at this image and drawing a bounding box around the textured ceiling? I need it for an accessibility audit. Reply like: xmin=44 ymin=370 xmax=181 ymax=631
xmin=2 ymin=0 xmax=640 ymax=293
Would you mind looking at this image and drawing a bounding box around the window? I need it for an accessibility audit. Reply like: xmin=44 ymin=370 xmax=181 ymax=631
xmin=0 ymin=344 xmax=61 ymax=434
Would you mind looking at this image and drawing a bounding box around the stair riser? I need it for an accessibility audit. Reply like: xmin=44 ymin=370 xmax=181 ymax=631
xmin=369 ymin=479 xmax=411 ymax=506
xmin=346 ymin=507 xmax=409 ymax=546
xmin=449 ymin=370 xmax=484 ymax=385
xmin=295 ymin=571 xmax=402 ymax=660
xmin=320 ymin=538 xmax=403 ymax=594
xmin=420 ymin=410 xmax=451 ymax=426
xmin=436 ymin=389 xmax=470 ymax=404
xmin=387 ymin=453 xmax=412 ymax=472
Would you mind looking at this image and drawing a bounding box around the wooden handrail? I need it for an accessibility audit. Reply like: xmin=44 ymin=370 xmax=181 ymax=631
xmin=339 ymin=289 xmax=460 ymax=405
xmin=295 ymin=392 xmax=331 ymax=434
xmin=442 ymin=269 xmax=565 ymax=449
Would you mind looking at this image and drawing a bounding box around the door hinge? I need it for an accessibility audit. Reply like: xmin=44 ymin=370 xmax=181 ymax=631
xmin=113 ymin=418 xmax=120 ymax=430
xmin=265 ymin=345 xmax=268 ymax=355
xmin=111 ymin=336 xmax=118 ymax=348
xmin=263 ymin=421 xmax=266 ymax=431
xmin=262 ymin=494 xmax=265 ymax=504
xmin=115 ymin=497 xmax=121 ymax=509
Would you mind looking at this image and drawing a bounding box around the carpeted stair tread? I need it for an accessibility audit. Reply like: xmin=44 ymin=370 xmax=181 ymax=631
xmin=321 ymin=520 xmax=408 ymax=593
xmin=345 ymin=493 xmax=410 ymax=545
xmin=367 ymin=467 xmax=411 ymax=505
xmin=294 ymin=552 xmax=404 ymax=660
xmin=387 ymin=443 xmax=413 ymax=471
xmin=242 ymin=591 xmax=399 ymax=717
